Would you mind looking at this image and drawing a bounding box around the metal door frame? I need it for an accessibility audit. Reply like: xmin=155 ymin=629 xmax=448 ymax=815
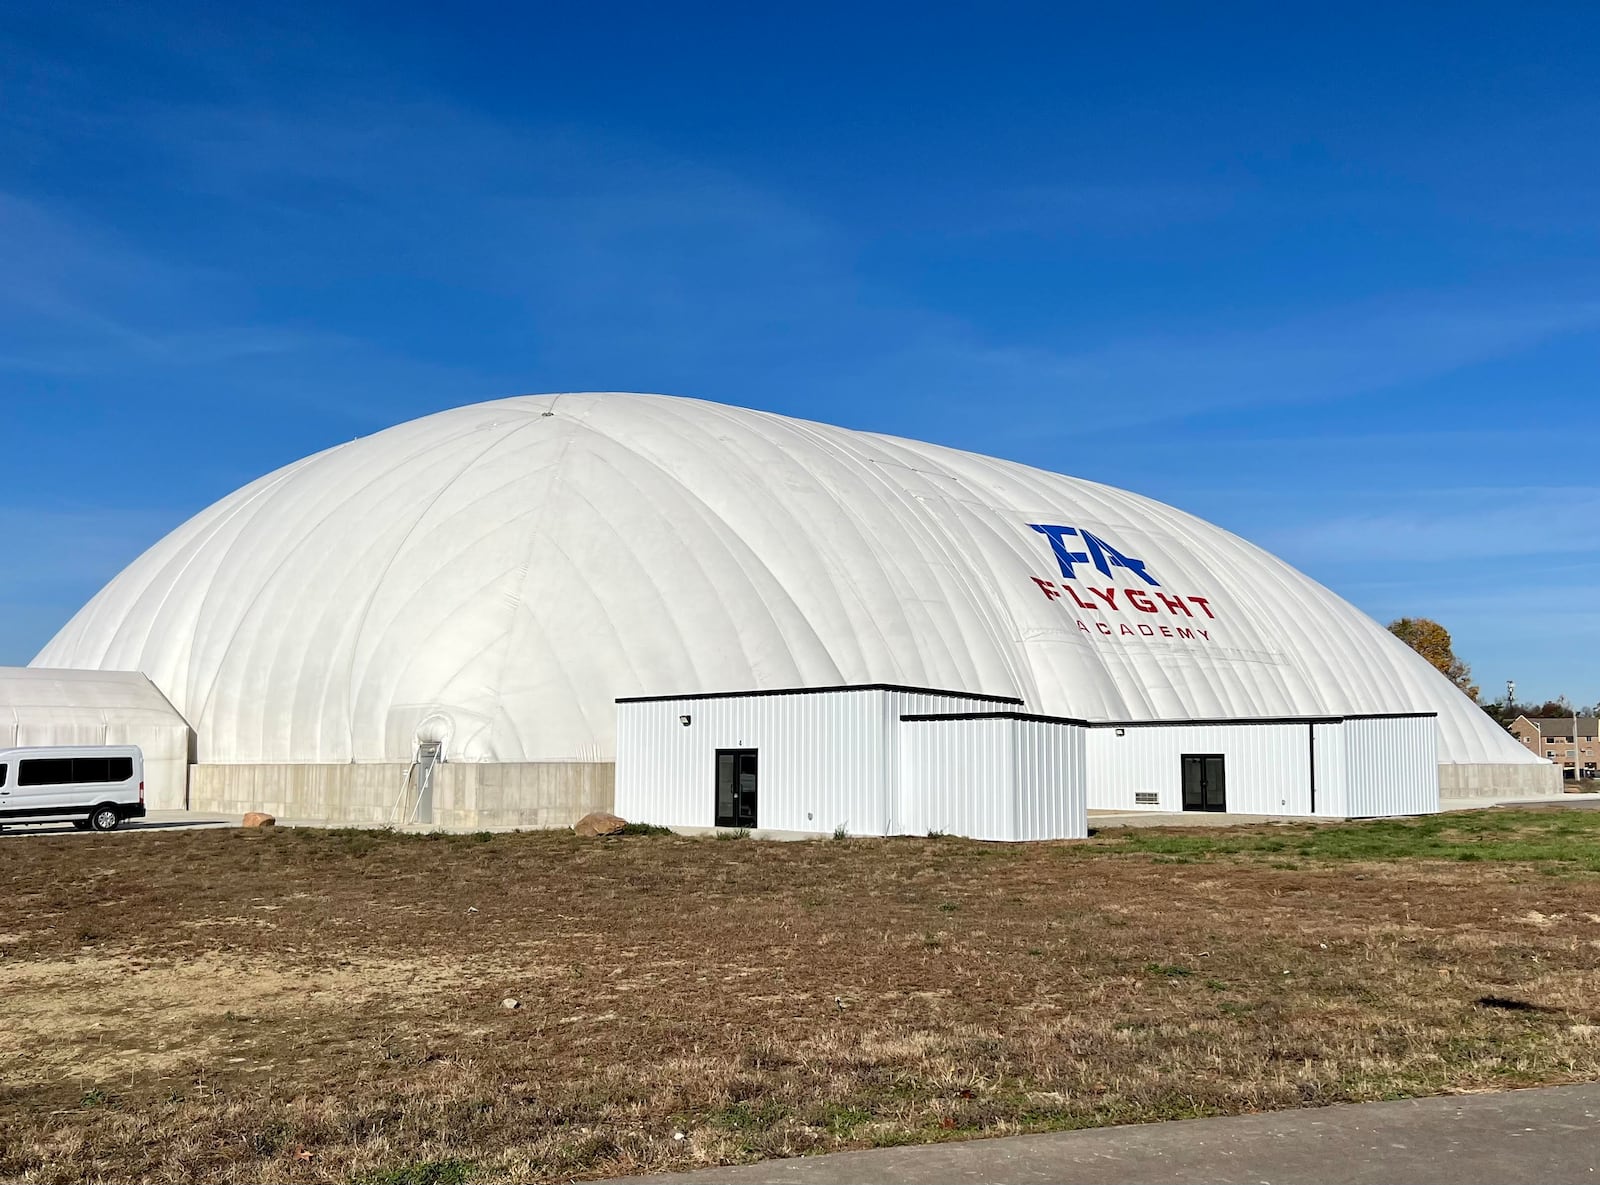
xmin=714 ymin=748 xmax=759 ymax=828
xmin=1181 ymin=753 xmax=1227 ymax=812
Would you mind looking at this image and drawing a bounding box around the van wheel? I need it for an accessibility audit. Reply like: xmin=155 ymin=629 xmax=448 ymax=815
xmin=88 ymin=806 xmax=121 ymax=832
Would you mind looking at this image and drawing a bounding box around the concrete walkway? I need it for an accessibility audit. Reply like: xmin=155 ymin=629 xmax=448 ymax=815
xmin=1442 ymin=792 xmax=1600 ymax=812
xmin=612 ymin=1082 xmax=1600 ymax=1184
xmin=1085 ymin=790 xmax=1600 ymax=830
xmin=0 ymin=808 xmax=239 ymax=838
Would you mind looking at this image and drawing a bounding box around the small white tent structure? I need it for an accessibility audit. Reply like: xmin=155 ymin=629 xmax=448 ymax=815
xmin=0 ymin=668 xmax=192 ymax=810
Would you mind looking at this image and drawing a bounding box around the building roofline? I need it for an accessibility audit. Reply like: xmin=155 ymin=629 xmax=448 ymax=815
xmin=616 ymin=683 xmax=1025 ymax=706
xmin=899 ymin=711 xmax=1438 ymax=728
xmin=618 ymin=684 xmax=1439 ymax=726
xmin=900 ymin=710 xmax=1094 ymax=726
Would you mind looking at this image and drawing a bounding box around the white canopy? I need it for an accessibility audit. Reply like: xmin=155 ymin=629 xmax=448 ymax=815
xmin=0 ymin=667 xmax=192 ymax=809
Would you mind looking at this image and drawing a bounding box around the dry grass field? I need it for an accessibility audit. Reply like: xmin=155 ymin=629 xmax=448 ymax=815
xmin=4 ymin=810 xmax=1600 ymax=1184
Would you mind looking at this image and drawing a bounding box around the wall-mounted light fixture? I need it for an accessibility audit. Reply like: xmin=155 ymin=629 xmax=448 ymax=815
xmin=1115 ymin=727 xmax=1125 ymax=737
xmin=679 ymin=714 xmax=692 ymax=727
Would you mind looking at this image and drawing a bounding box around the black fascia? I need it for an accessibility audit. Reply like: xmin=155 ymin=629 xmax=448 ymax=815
xmin=617 ymin=683 xmax=1024 ymax=706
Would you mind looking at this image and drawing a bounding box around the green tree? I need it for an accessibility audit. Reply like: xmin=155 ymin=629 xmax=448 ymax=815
xmin=1386 ymin=617 xmax=1479 ymax=700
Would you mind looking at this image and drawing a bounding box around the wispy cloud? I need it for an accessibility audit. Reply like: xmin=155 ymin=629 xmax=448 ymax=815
xmin=888 ymin=294 xmax=1600 ymax=438
xmin=8 ymin=86 xmax=1597 ymax=440
xmin=0 ymin=192 xmax=332 ymax=374
xmin=1259 ymin=486 xmax=1600 ymax=565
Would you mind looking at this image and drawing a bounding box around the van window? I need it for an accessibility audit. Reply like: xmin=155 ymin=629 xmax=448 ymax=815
xmin=18 ymin=758 xmax=75 ymax=786
xmin=15 ymin=756 xmax=132 ymax=785
xmin=0 ymin=763 xmax=7 ymax=787
xmin=73 ymin=757 xmax=112 ymax=783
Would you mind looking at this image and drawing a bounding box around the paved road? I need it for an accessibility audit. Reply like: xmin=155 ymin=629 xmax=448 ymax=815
xmin=0 ymin=809 xmax=238 ymax=838
xmin=611 ymin=1083 xmax=1600 ymax=1184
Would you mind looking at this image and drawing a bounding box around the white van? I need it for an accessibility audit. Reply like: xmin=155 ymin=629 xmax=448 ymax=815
xmin=0 ymin=746 xmax=147 ymax=832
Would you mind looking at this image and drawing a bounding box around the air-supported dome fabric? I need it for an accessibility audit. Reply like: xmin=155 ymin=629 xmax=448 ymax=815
xmin=32 ymin=392 xmax=1535 ymax=768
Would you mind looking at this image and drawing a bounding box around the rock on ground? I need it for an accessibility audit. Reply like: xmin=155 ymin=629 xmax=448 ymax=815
xmin=574 ymin=811 xmax=627 ymax=837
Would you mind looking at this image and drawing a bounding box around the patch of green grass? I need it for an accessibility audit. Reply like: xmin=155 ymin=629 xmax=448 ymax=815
xmin=712 ymin=1101 xmax=787 ymax=1132
xmin=1111 ymin=810 xmax=1600 ymax=871
xmin=715 ymin=827 xmax=752 ymax=841
xmin=814 ymin=1102 xmax=873 ymax=1136
xmin=618 ymin=822 xmax=673 ymax=836
xmin=357 ymin=1159 xmax=474 ymax=1185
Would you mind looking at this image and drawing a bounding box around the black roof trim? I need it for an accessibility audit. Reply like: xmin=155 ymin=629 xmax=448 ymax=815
xmin=899 ymin=711 xmax=1440 ymax=728
xmin=901 ymin=711 xmax=1094 ymax=726
xmin=1098 ymin=711 xmax=1438 ymax=728
xmin=616 ymin=683 xmax=1024 ymax=706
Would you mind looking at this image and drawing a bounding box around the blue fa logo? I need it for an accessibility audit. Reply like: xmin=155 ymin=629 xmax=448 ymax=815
xmin=1028 ymin=524 xmax=1159 ymax=587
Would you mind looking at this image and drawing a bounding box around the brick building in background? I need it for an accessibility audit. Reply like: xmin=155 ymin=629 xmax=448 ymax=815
xmin=1510 ymin=716 xmax=1599 ymax=781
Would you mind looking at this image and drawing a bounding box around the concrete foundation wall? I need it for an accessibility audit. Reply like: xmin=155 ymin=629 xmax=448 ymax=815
xmin=189 ymin=762 xmax=614 ymax=828
xmin=432 ymin=762 xmax=614 ymax=829
xmin=1439 ymin=762 xmax=1564 ymax=799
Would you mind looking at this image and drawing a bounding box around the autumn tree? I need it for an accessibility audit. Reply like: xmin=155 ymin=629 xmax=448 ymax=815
xmin=1386 ymin=617 xmax=1479 ymax=700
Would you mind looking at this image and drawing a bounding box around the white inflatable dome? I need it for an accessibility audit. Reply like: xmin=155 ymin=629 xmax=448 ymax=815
xmin=34 ymin=393 xmax=1534 ymax=767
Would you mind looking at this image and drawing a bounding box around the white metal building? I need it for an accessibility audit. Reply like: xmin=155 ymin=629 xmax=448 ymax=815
xmin=616 ymin=687 xmax=1440 ymax=841
xmin=1083 ymin=713 xmax=1439 ymax=817
xmin=614 ymin=685 xmax=1028 ymax=836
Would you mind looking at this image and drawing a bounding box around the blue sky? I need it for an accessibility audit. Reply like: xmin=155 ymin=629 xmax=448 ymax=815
xmin=3 ymin=1 xmax=1597 ymax=703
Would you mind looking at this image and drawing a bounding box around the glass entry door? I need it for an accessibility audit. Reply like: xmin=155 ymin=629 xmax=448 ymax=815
xmin=1181 ymin=754 xmax=1227 ymax=812
xmin=715 ymin=749 xmax=758 ymax=828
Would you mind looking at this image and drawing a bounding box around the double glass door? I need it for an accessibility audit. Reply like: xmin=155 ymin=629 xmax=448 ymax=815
xmin=1181 ymin=754 xmax=1226 ymax=812
xmin=715 ymin=749 xmax=758 ymax=828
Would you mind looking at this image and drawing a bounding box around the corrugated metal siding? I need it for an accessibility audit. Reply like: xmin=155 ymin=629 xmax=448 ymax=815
xmin=882 ymin=690 xmax=1014 ymax=833
xmin=1343 ymin=716 xmax=1439 ymax=816
xmin=1085 ymin=723 xmax=1312 ymax=814
xmin=1311 ymin=721 xmax=1346 ymax=817
xmin=898 ymin=717 xmax=1015 ymax=839
xmin=619 ymin=689 xmax=1436 ymax=832
xmin=616 ymin=690 xmax=885 ymax=832
xmin=1013 ymin=719 xmax=1087 ymax=839
xmin=616 ymin=688 xmax=1010 ymax=835
xmin=897 ymin=715 xmax=1086 ymax=840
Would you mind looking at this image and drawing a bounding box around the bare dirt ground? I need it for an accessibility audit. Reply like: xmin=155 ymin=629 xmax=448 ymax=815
xmin=3 ymin=812 xmax=1600 ymax=1184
